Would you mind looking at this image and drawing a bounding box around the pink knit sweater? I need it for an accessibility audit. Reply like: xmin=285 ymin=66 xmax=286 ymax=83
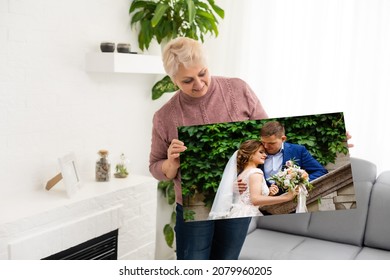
xmin=149 ymin=76 xmax=268 ymax=205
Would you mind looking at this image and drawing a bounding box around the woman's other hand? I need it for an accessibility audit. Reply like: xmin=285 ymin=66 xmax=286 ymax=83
xmin=162 ymin=139 xmax=187 ymax=179
xmin=346 ymin=131 xmax=354 ymax=148
xmin=167 ymin=139 xmax=187 ymax=161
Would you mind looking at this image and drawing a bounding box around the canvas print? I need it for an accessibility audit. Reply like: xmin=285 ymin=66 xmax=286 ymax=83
xmin=178 ymin=112 xmax=356 ymax=221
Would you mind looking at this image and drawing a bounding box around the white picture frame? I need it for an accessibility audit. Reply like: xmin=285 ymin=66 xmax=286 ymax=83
xmin=58 ymin=152 xmax=81 ymax=197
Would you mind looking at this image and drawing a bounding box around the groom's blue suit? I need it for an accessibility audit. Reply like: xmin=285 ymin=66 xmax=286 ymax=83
xmin=281 ymin=142 xmax=327 ymax=181
xmin=261 ymin=142 xmax=328 ymax=195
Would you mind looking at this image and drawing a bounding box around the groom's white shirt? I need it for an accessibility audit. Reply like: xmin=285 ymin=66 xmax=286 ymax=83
xmin=264 ymin=143 xmax=284 ymax=180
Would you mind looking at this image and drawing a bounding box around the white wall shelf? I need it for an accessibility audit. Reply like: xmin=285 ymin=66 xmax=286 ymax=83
xmin=85 ymin=52 xmax=165 ymax=74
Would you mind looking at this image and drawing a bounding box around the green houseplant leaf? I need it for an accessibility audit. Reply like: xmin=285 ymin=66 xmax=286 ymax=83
xmin=152 ymin=75 xmax=179 ymax=100
xmin=151 ymin=3 xmax=169 ymax=27
xmin=130 ymin=0 xmax=225 ymax=50
xmin=163 ymin=224 xmax=174 ymax=248
xmin=186 ymin=0 xmax=196 ymax=24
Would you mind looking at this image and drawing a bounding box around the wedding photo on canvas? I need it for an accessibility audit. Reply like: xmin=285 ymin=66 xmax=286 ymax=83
xmin=178 ymin=112 xmax=355 ymax=222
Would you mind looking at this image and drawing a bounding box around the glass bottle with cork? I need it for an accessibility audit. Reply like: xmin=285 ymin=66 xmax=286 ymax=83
xmin=96 ymin=149 xmax=111 ymax=182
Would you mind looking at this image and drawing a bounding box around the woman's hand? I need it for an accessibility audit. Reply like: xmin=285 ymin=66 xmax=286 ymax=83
xmin=167 ymin=139 xmax=187 ymax=161
xmin=346 ymin=131 xmax=354 ymax=148
xmin=162 ymin=139 xmax=187 ymax=179
xmin=236 ymin=179 xmax=247 ymax=194
xmin=285 ymin=186 xmax=299 ymax=201
xmin=269 ymin=184 xmax=279 ymax=196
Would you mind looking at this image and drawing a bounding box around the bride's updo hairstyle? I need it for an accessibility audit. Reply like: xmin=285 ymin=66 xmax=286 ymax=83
xmin=162 ymin=37 xmax=208 ymax=80
xmin=237 ymin=140 xmax=263 ymax=174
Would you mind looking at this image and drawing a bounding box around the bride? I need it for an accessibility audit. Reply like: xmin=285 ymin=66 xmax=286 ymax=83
xmin=209 ymin=140 xmax=298 ymax=220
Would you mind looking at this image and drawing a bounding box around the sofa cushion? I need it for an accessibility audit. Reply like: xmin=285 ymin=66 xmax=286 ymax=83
xmin=363 ymin=171 xmax=390 ymax=250
xmin=355 ymin=247 xmax=390 ymax=260
xmin=306 ymin=181 xmax=373 ymax=246
xmin=257 ymin=213 xmax=311 ymax=236
xmin=239 ymin=229 xmax=306 ymax=259
xmin=240 ymin=229 xmax=362 ymax=260
xmin=304 ymin=157 xmax=376 ymax=246
xmin=350 ymin=157 xmax=377 ymax=184
xmin=283 ymin=237 xmax=361 ymax=259
xmin=247 ymin=217 xmax=259 ymax=234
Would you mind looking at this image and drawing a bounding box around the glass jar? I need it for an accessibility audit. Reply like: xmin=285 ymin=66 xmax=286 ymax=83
xmin=96 ymin=149 xmax=111 ymax=182
xmin=114 ymin=153 xmax=129 ymax=178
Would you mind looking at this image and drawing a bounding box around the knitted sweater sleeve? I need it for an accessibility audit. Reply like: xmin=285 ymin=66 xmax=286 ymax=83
xmin=149 ymin=111 xmax=171 ymax=181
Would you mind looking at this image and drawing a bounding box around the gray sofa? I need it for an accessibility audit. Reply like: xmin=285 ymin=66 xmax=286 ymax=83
xmin=239 ymin=157 xmax=390 ymax=259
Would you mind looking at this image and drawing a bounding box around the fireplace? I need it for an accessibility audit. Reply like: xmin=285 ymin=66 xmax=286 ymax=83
xmin=42 ymin=229 xmax=118 ymax=260
xmin=1 ymin=174 xmax=157 ymax=260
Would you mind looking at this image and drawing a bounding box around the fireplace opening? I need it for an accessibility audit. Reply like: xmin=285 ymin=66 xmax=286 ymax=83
xmin=42 ymin=229 xmax=118 ymax=260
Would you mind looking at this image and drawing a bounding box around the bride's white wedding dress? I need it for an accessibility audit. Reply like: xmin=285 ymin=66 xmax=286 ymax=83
xmin=208 ymin=151 xmax=270 ymax=220
xmin=227 ymin=168 xmax=269 ymax=218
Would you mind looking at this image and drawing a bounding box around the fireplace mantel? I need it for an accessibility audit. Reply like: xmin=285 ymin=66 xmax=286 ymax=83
xmin=0 ymin=174 xmax=157 ymax=260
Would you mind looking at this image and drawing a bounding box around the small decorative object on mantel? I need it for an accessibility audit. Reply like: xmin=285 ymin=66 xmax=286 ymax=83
xmin=117 ymin=43 xmax=131 ymax=53
xmin=96 ymin=149 xmax=111 ymax=182
xmin=100 ymin=42 xmax=115 ymax=52
xmin=114 ymin=153 xmax=129 ymax=178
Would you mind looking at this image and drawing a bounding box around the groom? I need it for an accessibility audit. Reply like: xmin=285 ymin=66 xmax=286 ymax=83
xmin=237 ymin=121 xmax=328 ymax=197
xmin=259 ymin=120 xmax=327 ymax=196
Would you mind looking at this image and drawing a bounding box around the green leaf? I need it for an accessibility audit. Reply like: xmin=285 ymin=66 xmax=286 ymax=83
xmin=197 ymin=9 xmax=215 ymax=20
xmin=186 ymin=0 xmax=196 ymax=25
xmin=208 ymin=18 xmax=218 ymax=36
xmin=151 ymin=3 xmax=169 ymax=27
xmin=206 ymin=0 xmax=225 ymax=18
xmin=212 ymin=4 xmax=224 ymax=19
xmin=170 ymin=211 xmax=176 ymax=224
xmin=152 ymin=75 xmax=179 ymax=100
xmin=129 ymin=0 xmax=150 ymax=13
xmin=183 ymin=209 xmax=196 ymax=221
xmin=163 ymin=224 xmax=174 ymax=248
xmin=130 ymin=11 xmax=146 ymax=26
xmin=139 ymin=19 xmax=152 ymax=50
xmin=158 ymin=180 xmax=173 ymax=196
xmin=166 ymin=183 xmax=176 ymax=205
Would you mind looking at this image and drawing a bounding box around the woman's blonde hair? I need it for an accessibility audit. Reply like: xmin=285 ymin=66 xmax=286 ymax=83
xmin=162 ymin=37 xmax=207 ymax=79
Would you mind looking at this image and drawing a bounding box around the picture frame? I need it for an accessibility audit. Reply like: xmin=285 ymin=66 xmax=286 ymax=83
xmin=58 ymin=152 xmax=81 ymax=198
xmin=178 ymin=112 xmax=355 ymax=222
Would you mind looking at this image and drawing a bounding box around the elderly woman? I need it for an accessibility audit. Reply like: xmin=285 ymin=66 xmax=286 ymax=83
xmin=149 ymin=37 xmax=268 ymax=260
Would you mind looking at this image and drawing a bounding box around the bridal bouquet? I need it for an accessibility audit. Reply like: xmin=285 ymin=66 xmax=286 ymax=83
xmin=268 ymin=160 xmax=314 ymax=213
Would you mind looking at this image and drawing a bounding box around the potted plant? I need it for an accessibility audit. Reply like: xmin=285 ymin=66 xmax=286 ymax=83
xmin=114 ymin=153 xmax=129 ymax=178
xmin=129 ymin=0 xmax=225 ymax=99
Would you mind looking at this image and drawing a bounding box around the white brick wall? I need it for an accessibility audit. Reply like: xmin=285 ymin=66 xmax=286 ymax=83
xmin=0 ymin=0 xmax=172 ymax=259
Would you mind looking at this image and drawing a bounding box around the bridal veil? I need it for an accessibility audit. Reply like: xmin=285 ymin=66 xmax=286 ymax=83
xmin=208 ymin=151 xmax=240 ymax=220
